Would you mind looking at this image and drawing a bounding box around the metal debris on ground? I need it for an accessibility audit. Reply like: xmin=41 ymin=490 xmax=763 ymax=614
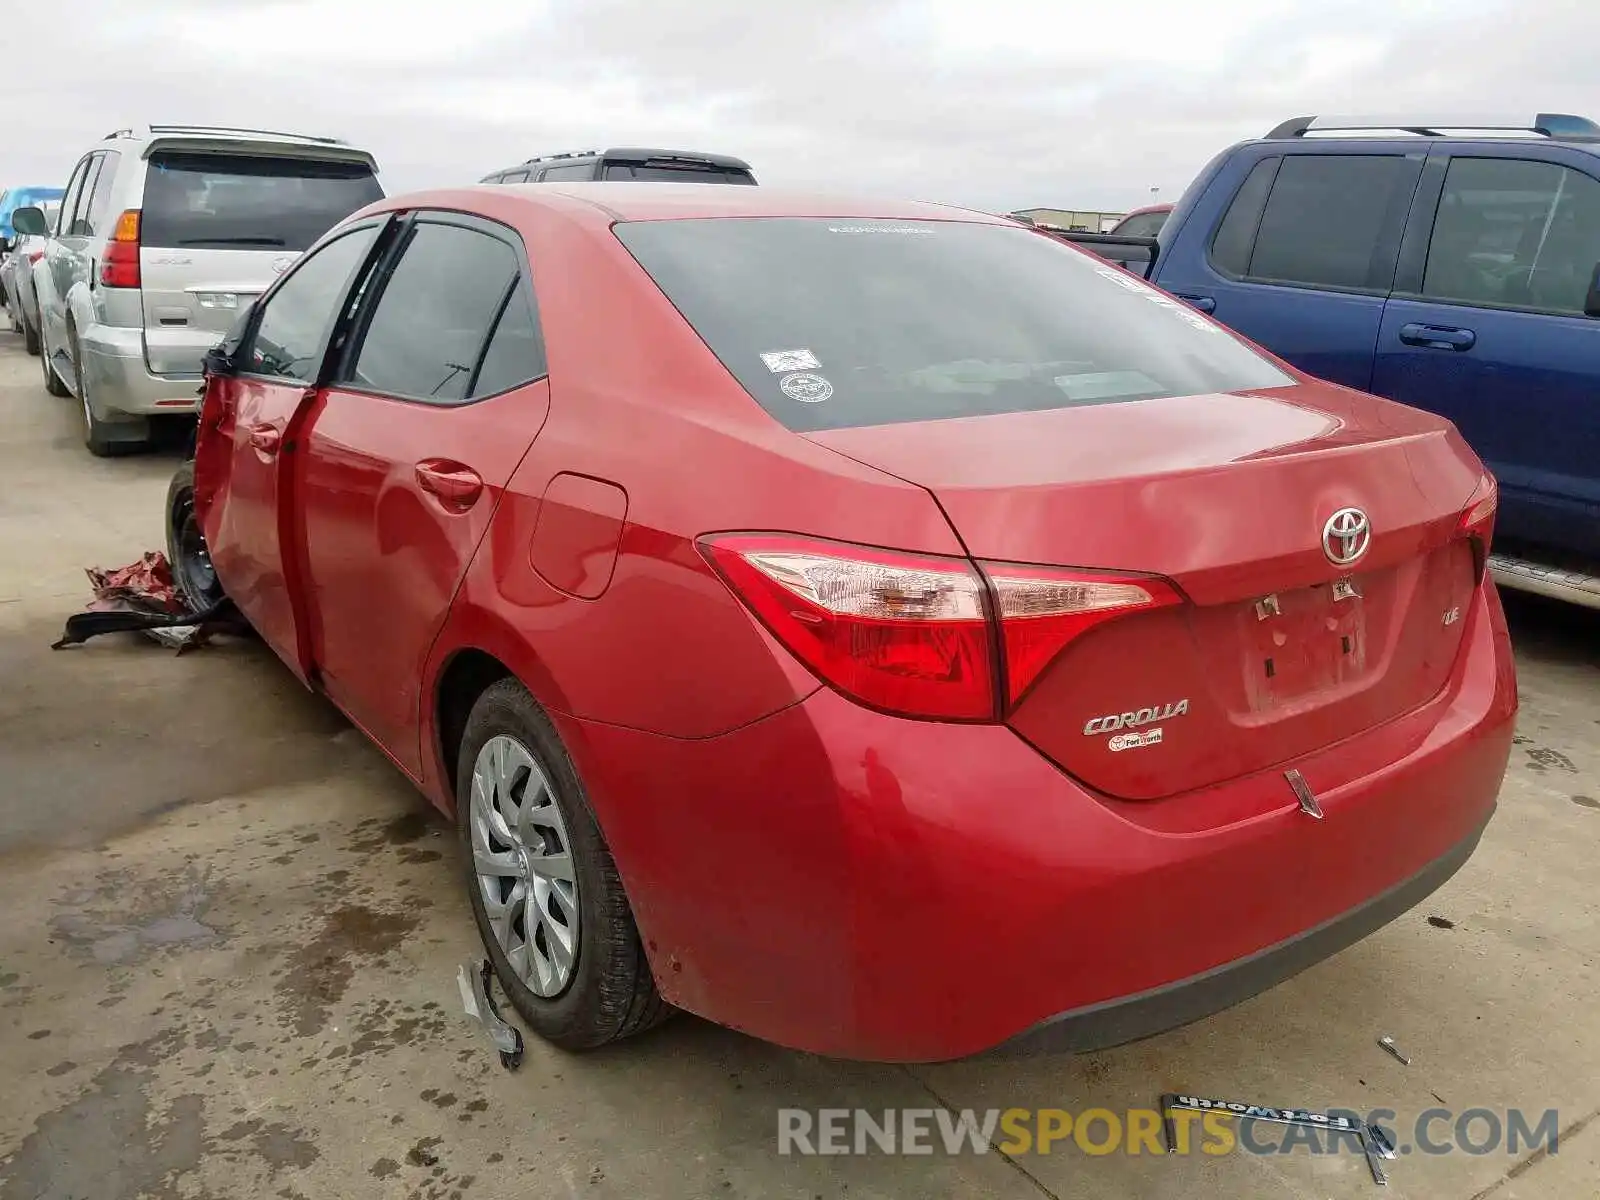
xmin=50 ymin=551 xmax=244 ymax=651
xmin=457 ymin=958 xmax=524 ymax=1071
xmin=1377 ymin=1035 xmax=1411 ymax=1066
xmin=1159 ymin=1093 xmax=1395 ymax=1186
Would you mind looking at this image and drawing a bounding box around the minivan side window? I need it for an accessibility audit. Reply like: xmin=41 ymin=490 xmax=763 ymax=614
xmin=1238 ymin=155 xmax=1411 ymax=292
xmin=346 ymin=220 xmax=524 ymax=403
xmin=247 ymin=226 xmax=381 ymax=383
xmin=1420 ymin=158 xmax=1600 ymax=316
xmin=56 ymin=158 xmax=91 ymax=238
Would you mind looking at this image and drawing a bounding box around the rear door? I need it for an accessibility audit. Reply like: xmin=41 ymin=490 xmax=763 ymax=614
xmin=201 ymin=219 xmax=390 ymax=679
xmin=1373 ymin=148 xmax=1600 ymax=557
xmin=139 ymin=148 xmax=383 ymax=377
xmin=298 ymin=213 xmax=551 ymax=774
xmin=1153 ymin=146 xmax=1423 ymax=390
xmin=40 ymin=155 xmax=93 ymax=353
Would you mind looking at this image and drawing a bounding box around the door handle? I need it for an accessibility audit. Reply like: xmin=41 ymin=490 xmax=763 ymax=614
xmin=1399 ymin=322 xmax=1476 ymax=351
xmin=1173 ymin=293 xmax=1216 ymax=313
xmin=247 ymin=423 xmax=282 ymax=455
xmin=415 ymin=459 xmax=484 ymax=510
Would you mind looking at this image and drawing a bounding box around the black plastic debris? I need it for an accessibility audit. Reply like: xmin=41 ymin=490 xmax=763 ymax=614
xmin=50 ymin=551 xmax=246 ymax=651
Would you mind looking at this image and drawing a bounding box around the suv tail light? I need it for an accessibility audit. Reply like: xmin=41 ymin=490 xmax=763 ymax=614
xmin=700 ymin=533 xmax=1178 ymax=720
xmin=26 ymin=250 xmax=44 ymax=265
xmin=1459 ymin=473 xmax=1497 ymax=579
xmin=99 ymin=209 xmax=142 ymax=289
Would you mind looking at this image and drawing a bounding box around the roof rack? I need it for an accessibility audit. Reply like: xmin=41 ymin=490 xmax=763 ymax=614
xmin=513 ymin=147 xmax=752 ymax=170
xmin=1267 ymin=113 xmax=1600 ymax=140
xmin=144 ymin=124 xmax=348 ymax=146
xmin=517 ymin=149 xmax=602 ymax=165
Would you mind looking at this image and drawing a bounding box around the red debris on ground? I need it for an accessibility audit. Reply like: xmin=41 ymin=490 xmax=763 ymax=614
xmin=84 ymin=552 xmax=186 ymax=615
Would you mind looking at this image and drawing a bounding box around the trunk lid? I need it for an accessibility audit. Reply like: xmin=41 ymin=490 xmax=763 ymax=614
xmin=807 ymin=382 xmax=1487 ymax=799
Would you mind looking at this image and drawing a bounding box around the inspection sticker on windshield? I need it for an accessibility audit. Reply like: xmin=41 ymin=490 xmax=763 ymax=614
xmin=779 ymin=373 xmax=834 ymax=403
xmin=761 ymin=348 xmax=821 ymax=373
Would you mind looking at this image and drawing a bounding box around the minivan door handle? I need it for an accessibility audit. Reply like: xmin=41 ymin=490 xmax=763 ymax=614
xmin=1172 ymin=293 xmax=1216 ymax=313
xmin=1399 ymin=323 xmax=1476 ymax=351
xmin=415 ymin=459 xmax=484 ymax=510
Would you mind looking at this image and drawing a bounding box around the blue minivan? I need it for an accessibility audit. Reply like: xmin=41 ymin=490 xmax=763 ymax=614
xmin=1119 ymin=114 xmax=1600 ymax=609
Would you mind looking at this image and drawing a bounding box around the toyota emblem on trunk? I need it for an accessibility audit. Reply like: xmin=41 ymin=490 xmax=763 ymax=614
xmin=1322 ymin=507 xmax=1371 ymax=566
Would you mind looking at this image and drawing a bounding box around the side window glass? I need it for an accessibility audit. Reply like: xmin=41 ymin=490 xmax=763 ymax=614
xmin=1246 ymin=155 xmax=1410 ymax=291
xmin=68 ymin=156 xmax=102 ymax=236
xmin=56 ymin=159 xmax=90 ymax=237
xmin=470 ymin=284 xmax=546 ymax=397
xmin=1422 ymin=158 xmax=1600 ymax=315
xmin=502 ymin=171 xmax=530 ymax=183
xmin=1209 ymin=158 xmax=1278 ymax=276
xmin=348 ymin=221 xmax=520 ymax=403
xmin=537 ymin=164 xmax=594 ymax=181
xmin=84 ymin=151 xmax=123 ymax=238
xmin=247 ymin=225 xmax=380 ymax=382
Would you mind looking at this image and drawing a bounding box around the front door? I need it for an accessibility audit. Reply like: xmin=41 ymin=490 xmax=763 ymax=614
xmin=202 ymin=221 xmax=387 ymax=678
xmin=40 ymin=154 xmax=94 ymax=358
xmin=1372 ymin=150 xmax=1600 ymax=557
xmin=299 ymin=213 xmax=551 ymax=774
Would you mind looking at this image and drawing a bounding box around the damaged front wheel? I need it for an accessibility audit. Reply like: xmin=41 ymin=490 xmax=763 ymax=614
xmin=166 ymin=461 xmax=225 ymax=613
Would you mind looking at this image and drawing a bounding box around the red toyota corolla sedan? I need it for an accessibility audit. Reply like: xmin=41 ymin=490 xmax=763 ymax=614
xmin=169 ymin=183 xmax=1516 ymax=1063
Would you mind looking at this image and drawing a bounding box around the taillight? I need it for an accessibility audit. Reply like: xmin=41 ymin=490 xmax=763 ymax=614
xmin=700 ymin=533 xmax=1180 ymax=721
xmin=99 ymin=209 xmax=141 ymax=289
xmin=700 ymin=534 xmax=995 ymax=720
xmin=985 ymin=564 xmax=1181 ymax=705
xmin=1459 ymin=473 xmax=1497 ymax=578
xmin=26 ymin=250 xmax=43 ymax=265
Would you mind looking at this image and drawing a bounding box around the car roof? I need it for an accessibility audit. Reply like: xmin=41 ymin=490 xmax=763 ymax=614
xmin=371 ymin=183 xmax=1012 ymax=227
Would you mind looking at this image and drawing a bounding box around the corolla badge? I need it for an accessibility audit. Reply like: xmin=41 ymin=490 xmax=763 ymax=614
xmin=1322 ymin=507 xmax=1371 ymax=567
xmin=1084 ymin=699 xmax=1189 ymax=736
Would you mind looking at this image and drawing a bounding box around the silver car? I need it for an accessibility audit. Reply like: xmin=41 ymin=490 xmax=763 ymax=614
xmin=2 ymin=198 xmax=60 ymax=355
xmin=14 ymin=124 xmax=382 ymax=455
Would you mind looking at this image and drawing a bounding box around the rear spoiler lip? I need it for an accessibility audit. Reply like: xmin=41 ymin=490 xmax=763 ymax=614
xmin=141 ymin=137 xmax=379 ymax=172
xmin=1030 ymin=227 xmax=1161 ymax=278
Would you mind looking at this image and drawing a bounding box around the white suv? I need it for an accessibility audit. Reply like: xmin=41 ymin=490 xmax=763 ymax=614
xmin=14 ymin=125 xmax=382 ymax=455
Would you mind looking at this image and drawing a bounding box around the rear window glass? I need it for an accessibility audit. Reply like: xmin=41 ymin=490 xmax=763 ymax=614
xmin=602 ymin=164 xmax=755 ymax=184
xmin=615 ymin=218 xmax=1291 ymax=432
xmin=141 ymin=151 xmax=383 ymax=252
xmin=1112 ymin=210 xmax=1168 ymax=238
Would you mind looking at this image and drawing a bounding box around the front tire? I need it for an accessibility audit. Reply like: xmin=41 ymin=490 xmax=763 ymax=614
xmin=40 ymin=324 xmax=68 ymax=397
xmin=165 ymin=461 xmax=225 ymax=613
xmin=456 ymin=679 xmax=669 ymax=1050
xmin=22 ymin=312 xmax=39 ymax=356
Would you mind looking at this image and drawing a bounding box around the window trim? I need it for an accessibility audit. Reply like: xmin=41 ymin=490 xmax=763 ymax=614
xmin=55 ymin=157 xmax=92 ymax=238
xmin=1207 ymin=148 xmax=1423 ymax=298
xmin=68 ymin=154 xmax=104 ymax=238
xmin=330 ymin=208 xmax=548 ymax=408
xmin=234 ymin=215 xmax=398 ymax=387
xmin=1390 ymin=150 xmax=1600 ymax=320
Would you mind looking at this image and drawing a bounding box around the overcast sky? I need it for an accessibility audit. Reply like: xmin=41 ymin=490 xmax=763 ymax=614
xmin=4 ymin=0 xmax=1598 ymax=214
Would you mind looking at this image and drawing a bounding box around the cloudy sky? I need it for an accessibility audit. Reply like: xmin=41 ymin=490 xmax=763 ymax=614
xmin=4 ymin=0 xmax=1597 ymax=215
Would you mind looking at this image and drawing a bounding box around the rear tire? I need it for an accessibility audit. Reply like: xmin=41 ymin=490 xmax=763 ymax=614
xmin=165 ymin=461 xmax=226 ymax=613
xmin=22 ymin=313 xmax=39 ymax=356
xmin=456 ymin=678 xmax=670 ymax=1050
xmin=71 ymin=324 xmax=145 ymax=457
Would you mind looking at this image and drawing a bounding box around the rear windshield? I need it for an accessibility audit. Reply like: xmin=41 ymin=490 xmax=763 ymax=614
xmin=602 ymin=163 xmax=755 ymax=184
xmin=141 ymin=151 xmax=383 ymax=251
xmin=615 ymin=217 xmax=1291 ymax=432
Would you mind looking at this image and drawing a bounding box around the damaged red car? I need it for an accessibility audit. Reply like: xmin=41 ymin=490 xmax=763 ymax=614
xmin=168 ymin=184 xmax=1516 ymax=1062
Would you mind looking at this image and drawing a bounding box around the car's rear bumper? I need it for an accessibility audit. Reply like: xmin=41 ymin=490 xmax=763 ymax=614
xmin=557 ymin=577 xmax=1517 ymax=1062
xmin=80 ymin=323 xmax=206 ymax=417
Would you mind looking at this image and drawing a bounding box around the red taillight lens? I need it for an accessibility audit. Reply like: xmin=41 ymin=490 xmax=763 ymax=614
xmin=984 ymin=564 xmax=1182 ymax=705
xmin=99 ymin=209 xmax=141 ymax=289
xmin=700 ymin=533 xmax=1183 ymax=721
xmin=26 ymin=250 xmax=43 ymax=265
xmin=1459 ymin=473 xmax=1497 ymax=578
xmin=699 ymin=534 xmax=996 ymax=720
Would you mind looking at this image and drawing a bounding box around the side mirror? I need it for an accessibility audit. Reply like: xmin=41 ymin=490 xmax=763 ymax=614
xmin=202 ymin=344 xmax=238 ymax=376
xmin=10 ymin=206 xmax=48 ymax=237
xmin=1586 ymin=262 xmax=1600 ymax=318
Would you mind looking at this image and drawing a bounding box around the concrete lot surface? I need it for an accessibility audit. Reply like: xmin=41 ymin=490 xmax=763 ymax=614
xmin=1 ymin=329 xmax=1597 ymax=1199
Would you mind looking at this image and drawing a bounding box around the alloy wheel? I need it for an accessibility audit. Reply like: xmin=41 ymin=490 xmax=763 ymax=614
xmin=469 ymin=734 xmax=580 ymax=997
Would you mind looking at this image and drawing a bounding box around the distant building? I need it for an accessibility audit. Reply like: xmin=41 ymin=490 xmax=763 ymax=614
xmin=1008 ymin=208 xmax=1127 ymax=233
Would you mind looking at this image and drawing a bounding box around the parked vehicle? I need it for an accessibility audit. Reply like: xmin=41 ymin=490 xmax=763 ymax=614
xmin=11 ymin=124 xmax=382 ymax=456
xmin=0 ymin=185 xmax=65 ymax=246
xmin=1098 ymin=114 xmax=1600 ymax=609
xmin=2 ymin=199 xmax=60 ymax=354
xmin=1109 ymin=203 xmax=1173 ymax=238
xmin=480 ymin=148 xmax=755 ymax=185
xmin=169 ymin=182 xmax=1515 ymax=1062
